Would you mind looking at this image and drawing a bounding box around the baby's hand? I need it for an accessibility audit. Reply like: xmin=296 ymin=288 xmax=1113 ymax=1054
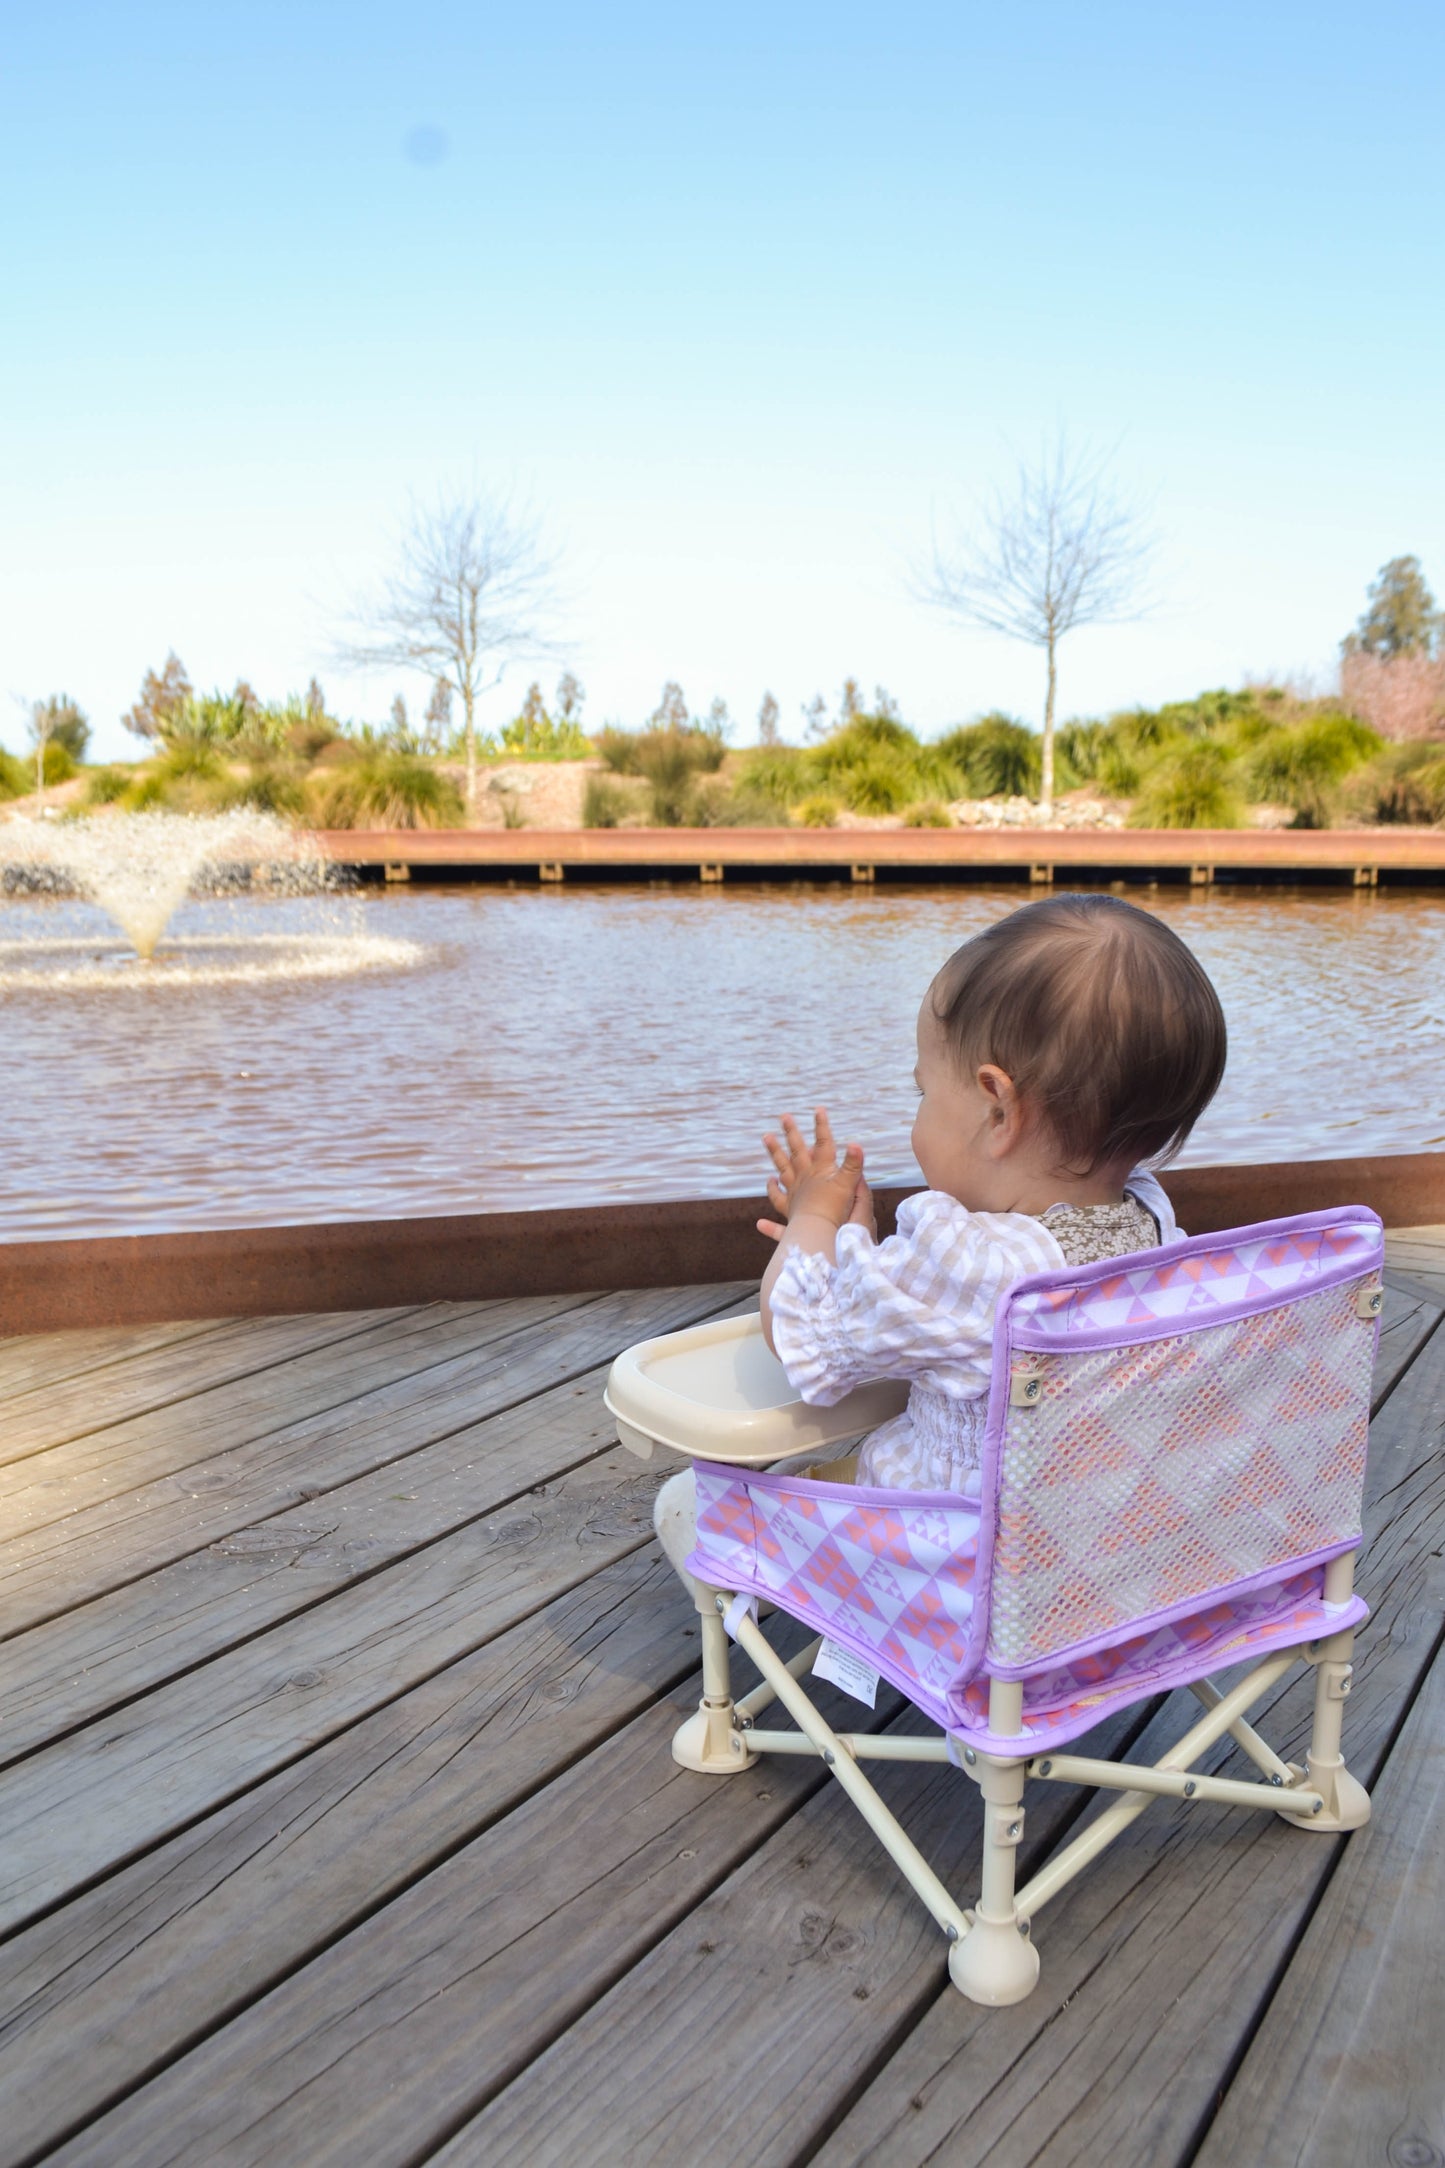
xmin=758 ymin=1107 xmax=872 ymax=1243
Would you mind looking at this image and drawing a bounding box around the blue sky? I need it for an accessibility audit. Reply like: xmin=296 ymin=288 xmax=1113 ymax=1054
xmin=3 ymin=1 xmax=1443 ymax=760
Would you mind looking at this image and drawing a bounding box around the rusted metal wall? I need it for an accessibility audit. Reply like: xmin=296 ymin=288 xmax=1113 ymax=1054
xmin=0 ymin=1151 xmax=1438 ymax=1336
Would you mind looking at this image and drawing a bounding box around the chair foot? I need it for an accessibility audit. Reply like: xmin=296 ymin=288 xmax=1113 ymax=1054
xmin=948 ymin=1913 xmax=1041 ymax=2006
xmin=1278 ymin=1753 xmax=1371 ymax=1832
xmin=671 ymin=1700 xmax=757 ymax=1775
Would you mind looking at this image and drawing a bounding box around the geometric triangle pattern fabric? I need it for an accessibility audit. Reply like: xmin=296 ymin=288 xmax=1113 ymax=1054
xmin=690 ymin=1465 xmax=982 ymax=1715
xmin=985 ymin=1273 xmax=1375 ymax=1673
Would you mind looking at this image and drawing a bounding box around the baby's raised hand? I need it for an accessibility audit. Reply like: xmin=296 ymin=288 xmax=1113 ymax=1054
xmin=759 ymin=1106 xmax=873 ymax=1243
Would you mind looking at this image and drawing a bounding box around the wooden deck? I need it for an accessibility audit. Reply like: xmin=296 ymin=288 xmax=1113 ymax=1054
xmin=0 ymin=1239 xmax=1441 ymax=2165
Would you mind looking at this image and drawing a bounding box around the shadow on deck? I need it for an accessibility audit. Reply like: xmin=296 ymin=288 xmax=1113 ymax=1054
xmin=0 ymin=1234 xmax=1440 ymax=2165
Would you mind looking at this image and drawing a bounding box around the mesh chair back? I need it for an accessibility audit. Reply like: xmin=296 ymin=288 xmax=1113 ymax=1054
xmin=976 ymin=1209 xmax=1383 ymax=1680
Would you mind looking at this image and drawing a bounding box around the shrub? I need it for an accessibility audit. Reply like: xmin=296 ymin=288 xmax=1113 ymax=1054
xmin=936 ymin=715 xmax=1039 ymax=798
xmin=597 ymin=725 xmax=726 ymax=823
xmin=499 ymin=687 xmax=590 ymax=761
xmin=82 ymin=765 xmax=132 ymax=805
xmin=1131 ymin=743 xmax=1244 ymax=829
xmin=312 ymin=750 xmax=465 ymax=829
xmin=903 ymin=800 xmax=954 ymax=827
xmin=582 ymin=776 xmax=633 ymax=828
xmin=0 ymin=747 xmax=27 ymax=799
xmin=39 ymin=743 xmax=77 ymax=786
xmin=1343 ymin=742 xmax=1445 ymax=825
xmin=794 ymin=794 xmax=841 ymax=828
xmin=214 ymin=760 xmax=310 ymax=817
xmin=733 ymin=744 xmax=811 ymax=817
xmin=1243 ymin=713 xmax=1382 ymax=827
xmin=809 ymin=714 xmax=957 ymax=813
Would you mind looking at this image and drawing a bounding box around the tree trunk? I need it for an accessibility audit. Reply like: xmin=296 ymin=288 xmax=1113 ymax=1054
xmin=1041 ymin=635 xmax=1057 ymax=820
xmin=463 ymin=687 xmax=477 ymax=823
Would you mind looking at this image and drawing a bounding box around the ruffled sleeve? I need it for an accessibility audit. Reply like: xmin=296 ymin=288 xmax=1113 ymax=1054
xmin=768 ymin=1191 xmax=1064 ymax=1406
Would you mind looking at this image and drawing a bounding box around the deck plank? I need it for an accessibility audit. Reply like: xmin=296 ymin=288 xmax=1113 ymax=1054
xmin=0 ymin=1288 xmax=745 ymax=1770
xmin=1383 ymin=1222 xmax=1445 ymax=1311
xmin=0 ymin=1553 xmax=699 ymax=2166
xmin=0 ymin=1294 xmax=579 ymax=1524
xmin=0 ymin=1286 xmax=740 ymax=1637
xmin=0 ymin=1438 xmax=693 ymax=1936
xmin=0 ymin=1317 xmax=226 ymax=1405
xmin=1192 ymin=1640 xmax=1445 ymax=2168
xmin=37 ymin=1684 xmax=952 ymax=2168
xmin=0 ymin=1307 xmax=428 ymax=1466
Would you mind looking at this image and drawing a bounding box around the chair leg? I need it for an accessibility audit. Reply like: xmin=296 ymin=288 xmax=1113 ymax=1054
xmin=1280 ymin=1557 xmax=1370 ymax=1832
xmin=949 ymin=1684 xmax=1040 ymax=2006
xmin=671 ymin=1600 xmax=758 ymax=1773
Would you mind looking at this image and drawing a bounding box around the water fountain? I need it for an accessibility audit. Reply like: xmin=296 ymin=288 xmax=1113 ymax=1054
xmin=0 ymin=810 xmax=423 ymax=988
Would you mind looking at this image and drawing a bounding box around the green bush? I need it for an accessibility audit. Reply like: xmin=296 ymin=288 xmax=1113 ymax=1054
xmin=1131 ymin=743 xmax=1244 ymax=829
xmin=794 ymin=793 xmax=841 ymax=828
xmin=82 ymin=765 xmax=132 ymax=805
xmin=733 ymin=744 xmax=811 ymax=817
xmin=214 ymin=760 xmax=310 ymax=817
xmin=903 ymin=800 xmax=954 ymax=827
xmin=0 ymin=747 xmax=27 ymax=799
xmin=313 ymin=750 xmax=464 ymax=829
xmin=1344 ymin=742 xmax=1445 ymax=825
xmin=936 ymin=715 xmax=1040 ymax=798
xmin=1243 ymin=713 xmax=1383 ymax=827
xmin=499 ymin=712 xmax=590 ymax=760
xmin=581 ymin=776 xmax=633 ymax=828
xmin=597 ymin=725 xmax=726 ymax=824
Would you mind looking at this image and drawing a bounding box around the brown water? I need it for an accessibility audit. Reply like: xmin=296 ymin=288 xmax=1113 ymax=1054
xmin=1 ymin=883 xmax=1441 ymax=1239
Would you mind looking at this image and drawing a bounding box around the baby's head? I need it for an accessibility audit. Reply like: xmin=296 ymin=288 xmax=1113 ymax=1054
xmin=913 ymin=893 xmax=1226 ymax=1208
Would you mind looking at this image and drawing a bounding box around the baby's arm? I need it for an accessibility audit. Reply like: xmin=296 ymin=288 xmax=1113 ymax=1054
xmin=758 ymin=1107 xmax=875 ymax=1353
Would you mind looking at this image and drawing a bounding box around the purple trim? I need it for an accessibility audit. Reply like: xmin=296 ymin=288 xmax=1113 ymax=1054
xmin=1007 ymin=1205 xmax=1382 ymax=1318
xmin=1008 ymin=1246 xmax=1385 ymax=1353
xmin=983 ymin=1538 xmax=1362 ymax=1680
xmin=688 ymin=1457 xmax=971 ymax=1512
xmin=948 ymin=1596 xmax=1370 ymax=1755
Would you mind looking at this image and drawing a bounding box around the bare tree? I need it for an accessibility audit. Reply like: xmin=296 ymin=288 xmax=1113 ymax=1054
xmin=919 ymin=437 xmax=1154 ymax=816
xmin=339 ymin=491 xmax=563 ymax=816
xmin=757 ymin=691 xmax=780 ymax=745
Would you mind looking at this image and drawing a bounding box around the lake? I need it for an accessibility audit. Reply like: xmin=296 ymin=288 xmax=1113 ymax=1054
xmin=1 ymin=882 xmax=1441 ymax=1239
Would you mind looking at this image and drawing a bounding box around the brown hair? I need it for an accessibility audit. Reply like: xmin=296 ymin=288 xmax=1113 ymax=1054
xmin=932 ymin=894 xmax=1227 ymax=1173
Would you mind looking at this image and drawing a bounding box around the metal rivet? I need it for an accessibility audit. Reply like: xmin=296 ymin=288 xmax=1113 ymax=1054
xmin=1039 ymin=1759 xmax=1052 ymax=1776
xmin=822 ymin=1749 xmax=835 ymax=1766
xmin=1007 ymin=1821 xmax=1021 ymax=1838
xmin=963 ymin=1748 xmax=977 ymax=1766
xmin=1269 ymin=1773 xmax=1283 ymax=1787
xmin=945 ymin=1923 xmax=960 ymax=1942
xmin=1183 ymin=1780 xmax=1197 ymax=1797
xmin=1312 ymin=1799 xmax=1324 ymax=1814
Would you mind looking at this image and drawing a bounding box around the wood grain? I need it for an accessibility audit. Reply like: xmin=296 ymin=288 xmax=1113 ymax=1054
xmin=0 ymin=1554 xmax=697 ymax=2166
xmin=0 ymin=1286 xmax=734 ymax=1636
xmin=0 ymin=1288 xmax=743 ymax=1768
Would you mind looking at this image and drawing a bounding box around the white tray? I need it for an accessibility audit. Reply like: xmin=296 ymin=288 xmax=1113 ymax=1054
xmin=605 ymin=1310 xmax=909 ymax=1465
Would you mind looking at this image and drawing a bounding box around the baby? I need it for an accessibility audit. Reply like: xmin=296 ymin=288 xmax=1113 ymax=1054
xmin=758 ymin=891 xmax=1227 ymax=1494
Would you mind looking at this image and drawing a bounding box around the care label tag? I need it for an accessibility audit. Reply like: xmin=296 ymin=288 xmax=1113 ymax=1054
xmin=812 ymin=1636 xmax=880 ymax=1709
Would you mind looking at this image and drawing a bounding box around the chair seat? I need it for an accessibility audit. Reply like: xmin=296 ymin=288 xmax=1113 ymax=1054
xmin=688 ymin=1458 xmax=1368 ymax=1755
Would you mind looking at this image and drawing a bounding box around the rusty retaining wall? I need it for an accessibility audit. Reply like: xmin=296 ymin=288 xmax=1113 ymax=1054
xmin=0 ymin=1150 xmax=1440 ymax=1337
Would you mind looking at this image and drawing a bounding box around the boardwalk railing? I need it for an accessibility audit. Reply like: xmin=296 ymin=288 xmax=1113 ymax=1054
xmin=2 ymin=1149 xmax=1443 ymax=1335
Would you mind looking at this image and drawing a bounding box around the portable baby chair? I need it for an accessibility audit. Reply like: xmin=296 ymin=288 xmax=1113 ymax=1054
xmin=606 ymin=1206 xmax=1383 ymax=2005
